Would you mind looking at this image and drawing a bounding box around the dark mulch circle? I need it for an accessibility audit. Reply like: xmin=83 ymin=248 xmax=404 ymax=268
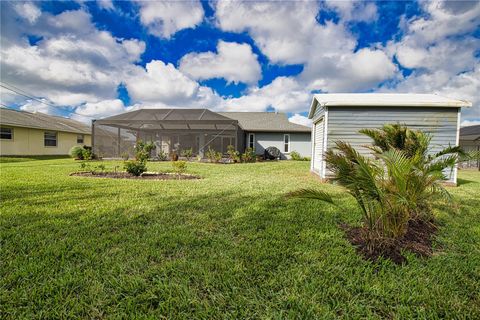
xmin=70 ymin=172 xmax=201 ymax=180
xmin=340 ymin=219 xmax=438 ymax=264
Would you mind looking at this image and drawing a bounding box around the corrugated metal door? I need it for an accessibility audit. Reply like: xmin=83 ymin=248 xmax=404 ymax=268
xmin=313 ymin=119 xmax=324 ymax=174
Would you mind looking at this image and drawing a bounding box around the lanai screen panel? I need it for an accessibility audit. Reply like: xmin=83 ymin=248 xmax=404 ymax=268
xmin=92 ymin=109 xmax=239 ymax=158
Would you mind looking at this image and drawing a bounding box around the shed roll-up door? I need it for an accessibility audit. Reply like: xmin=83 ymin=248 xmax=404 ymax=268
xmin=313 ymin=119 xmax=324 ymax=174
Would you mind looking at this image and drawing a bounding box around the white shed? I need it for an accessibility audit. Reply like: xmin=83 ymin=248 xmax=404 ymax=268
xmin=308 ymin=93 xmax=472 ymax=185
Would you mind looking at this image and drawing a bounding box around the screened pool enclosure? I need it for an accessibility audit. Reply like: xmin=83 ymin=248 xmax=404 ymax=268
xmin=92 ymin=109 xmax=242 ymax=159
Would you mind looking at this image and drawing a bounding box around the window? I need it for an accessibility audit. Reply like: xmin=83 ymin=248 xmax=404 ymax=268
xmin=0 ymin=127 xmax=13 ymax=140
xmin=283 ymin=134 xmax=290 ymax=153
xmin=44 ymin=131 xmax=57 ymax=147
xmin=248 ymin=133 xmax=255 ymax=149
xmin=77 ymin=134 xmax=84 ymax=144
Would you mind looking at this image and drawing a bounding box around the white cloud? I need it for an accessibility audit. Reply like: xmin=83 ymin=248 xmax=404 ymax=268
xmin=289 ymin=114 xmax=312 ymax=127
xmin=222 ymin=77 xmax=310 ymax=113
xmin=19 ymin=99 xmax=56 ymax=114
xmin=303 ymin=47 xmax=397 ymax=92
xmin=384 ymin=0 xmax=480 ymax=122
xmin=179 ymin=41 xmax=261 ymax=85
xmin=215 ymin=1 xmax=327 ymax=65
xmin=75 ymin=99 xmax=126 ymax=118
xmin=137 ymin=0 xmax=204 ymax=38
xmin=461 ymin=119 xmax=480 ymax=127
xmin=324 ymin=0 xmax=377 ymax=22
xmin=214 ymin=1 xmax=395 ymax=94
xmin=14 ymin=2 xmax=41 ymax=24
xmin=97 ymin=0 xmax=114 ymax=11
xmin=125 ymin=60 xmax=200 ymax=104
xmin=0 ymin=7 xmax=146 ymax=106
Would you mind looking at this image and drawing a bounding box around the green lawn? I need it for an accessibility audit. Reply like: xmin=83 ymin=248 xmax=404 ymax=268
xmin=1 ymin=158 xmax=479 ymax=319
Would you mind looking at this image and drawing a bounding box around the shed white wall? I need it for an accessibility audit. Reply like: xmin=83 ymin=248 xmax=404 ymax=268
xmin=311 ymin=106 xmax=460 ymax=184
xmin=249 ymin=132 xmax=311 ymax=159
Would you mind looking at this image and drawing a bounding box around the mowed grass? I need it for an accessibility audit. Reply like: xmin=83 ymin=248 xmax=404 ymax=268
xmin=1 ymin=158 xmax=479 ymax=319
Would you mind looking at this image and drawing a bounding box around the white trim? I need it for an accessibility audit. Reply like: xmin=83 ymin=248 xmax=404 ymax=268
xmin=248 ymin=133 xmax=255 ymax=149
xmin=310 ymin=121 xmax=316 ymax=171
xmin=283 ymin=133 xmax=290 ymax=153
xmin=321 ymin=107 xmax=329 ymax=179
xmin=453 ymin=108 xmax=461 ymax=184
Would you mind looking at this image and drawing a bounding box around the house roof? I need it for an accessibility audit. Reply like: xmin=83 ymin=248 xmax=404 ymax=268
xmin=218 ymin=112 xmax=311 ymax=133
xmin=309 ymin=93 xmax=472 ymax=118
xmin=460 ymin=125 xmax=480 ymax=141
xmin=0 ymin=108 xmax=90 ymax=134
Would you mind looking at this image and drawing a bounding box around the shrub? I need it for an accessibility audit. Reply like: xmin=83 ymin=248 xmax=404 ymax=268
xmin=227 ymin=145 xmax=241 ymax=163
xmin=264 ymin=146 xmax=281 ymax=160
xmin=206 ymin=147 xmax=222 ymax=163
xmin=290 ymin=150 xmax=309 ymax=161
xmin=288 ymin=124 xmax=462 ymax=252
xmin=289 ymin=150 xmax=301 ymax=160
xmin=181 ymin=148 xmax=193 ymax=161
xmin=172 ymin=160 xmax=187 ymax=174
xmin=70 ymin=146 xmax=85 ymax=159
xmin=134 ymin=140 xmax=155 ymax=162
xmin=157 ymin=149 xmax=168 ymax=161
xmin=121 ymin=152 xmax=129 ymax=161
xmin=242 ymin=147 xmax=256 ymax=163
xmin=82 ymin=148 xmax=93 ymax=160
xmin=124 ymin=160 xmax=146 ymax=176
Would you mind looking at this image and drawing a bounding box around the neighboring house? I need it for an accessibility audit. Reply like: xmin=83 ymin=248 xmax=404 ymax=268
xmin=0 ymin=108 xmax=91 ymax=156
xmin=459 ymin=125 xmax=480 ymax=169
xmin=92 ymin=109 xmax=311 ymax=159
xmin=308 ymin=93 xmax=472 ymax=185
xmin=219 ymin=112 xmax=311 ymax=159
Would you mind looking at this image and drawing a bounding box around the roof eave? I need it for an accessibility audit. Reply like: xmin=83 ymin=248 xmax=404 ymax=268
xmin=323 ymin=102 xmax=471 ymax=108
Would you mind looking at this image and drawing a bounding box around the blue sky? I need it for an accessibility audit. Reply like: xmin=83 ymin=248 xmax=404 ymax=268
xmin=0 ymin=0 xmax=479 ymax=126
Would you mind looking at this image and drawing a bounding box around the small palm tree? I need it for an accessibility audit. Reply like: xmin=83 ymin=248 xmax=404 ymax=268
xmin=361 ymin=123 xmax=463 ymax=219
xmin=288 ymin=124 xmax=462 ymax=250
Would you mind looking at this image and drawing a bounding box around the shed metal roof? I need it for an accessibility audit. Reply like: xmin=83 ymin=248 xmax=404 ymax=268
xmin=0 ymin=108 xmax=90 ymax=134
xmin=218 ymin=112 xmax=311 ymax=133
xmin=309 ymin=93 xmax=472 ymax=118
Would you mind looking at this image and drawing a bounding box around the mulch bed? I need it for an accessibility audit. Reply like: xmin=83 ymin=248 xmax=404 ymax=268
xmin=340 ymin=219 xmax=438 ymax=264
xmin=70 ymin=172 xmax=201 ymax=180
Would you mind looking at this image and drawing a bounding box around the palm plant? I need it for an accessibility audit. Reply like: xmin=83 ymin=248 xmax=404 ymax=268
xmin=288 ymin=124 xmax=462 ymax=250
xmin=361 ymin=124 xmax=463 ymax=219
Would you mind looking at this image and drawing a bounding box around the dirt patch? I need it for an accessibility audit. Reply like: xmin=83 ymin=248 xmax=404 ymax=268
xmin=70 ymin=171 xmax=201 ymax=180
xmin=340 ymin=219 xmax=438 ymax=264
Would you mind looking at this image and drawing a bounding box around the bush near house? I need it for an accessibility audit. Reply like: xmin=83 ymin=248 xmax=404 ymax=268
xmin=242 ymin=147 xmax=256 ymax=163
xmin=123 ymin=140 xmax=155 ymax=176
xmin=290 ymin=150 xmax=309 ymax=161
xmin=181 ymin=148 xmax=193 ymax=161
xmin=69 ymin=146 xmax=85 ymax=159
xmin=206 ymin=146 xmax=222 ymax=163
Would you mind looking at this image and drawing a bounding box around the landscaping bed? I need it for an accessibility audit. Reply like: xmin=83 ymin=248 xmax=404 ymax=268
xmin=70 ymin=171 xmax=200 ymax=180
xmin=341 ymin=219 xmax=437 ymax=264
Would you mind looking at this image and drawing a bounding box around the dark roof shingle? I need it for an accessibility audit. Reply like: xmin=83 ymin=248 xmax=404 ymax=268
xmin=218 ymin=112 xmax=310 ymax=132
xmin=0 ymin=108 xmax=90 ymax=134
